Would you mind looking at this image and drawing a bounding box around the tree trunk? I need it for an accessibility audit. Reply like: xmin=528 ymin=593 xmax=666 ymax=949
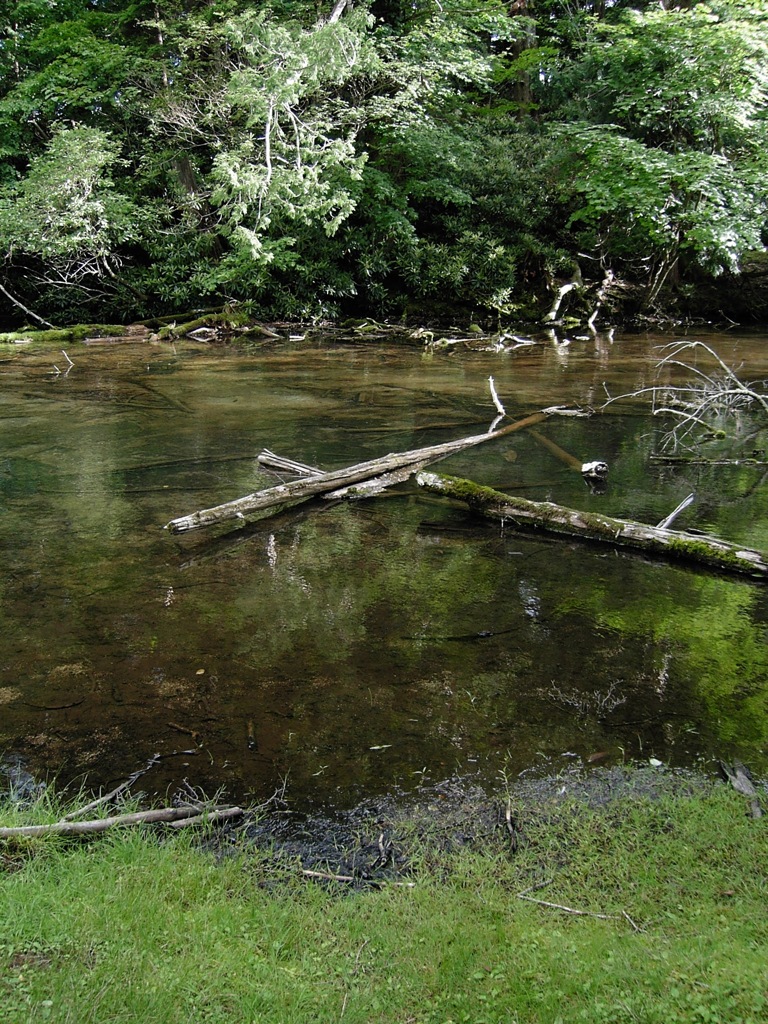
xmin=416 ymin=471 xmax=768 ymax=579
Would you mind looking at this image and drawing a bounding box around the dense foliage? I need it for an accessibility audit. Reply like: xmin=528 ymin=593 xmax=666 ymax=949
xmin=0 ymin=0 xmax=766 ymax=326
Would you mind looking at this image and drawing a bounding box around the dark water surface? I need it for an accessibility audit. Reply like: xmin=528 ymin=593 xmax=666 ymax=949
xmin=2 ymin=329 xmax=767 ymax=808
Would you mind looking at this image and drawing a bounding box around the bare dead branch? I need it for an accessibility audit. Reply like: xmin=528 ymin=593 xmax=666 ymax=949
xmin=62 ymin=754 xmax=162 ymax=821
xmin=602 ymin=341 xmax=768 ymax=451
xmin=165 ymin=411 xmax=551 ymax=533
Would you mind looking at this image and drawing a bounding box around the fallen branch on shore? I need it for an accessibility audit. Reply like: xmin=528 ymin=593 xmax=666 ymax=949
xmin=416 ymin=471 xmax=768 ymax=579
xmin=0 ymin=804 xmax=244 ymax=839
xmin=165 ymin=410 xmax=553 ymax=533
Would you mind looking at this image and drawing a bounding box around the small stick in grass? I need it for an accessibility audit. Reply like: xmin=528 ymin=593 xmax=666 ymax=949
xmin=516 ymin=892 xmax=621 ymax=922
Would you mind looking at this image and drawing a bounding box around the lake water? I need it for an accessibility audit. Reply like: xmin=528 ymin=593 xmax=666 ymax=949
xmin=2 ymin=328 xmax=767 ymax=808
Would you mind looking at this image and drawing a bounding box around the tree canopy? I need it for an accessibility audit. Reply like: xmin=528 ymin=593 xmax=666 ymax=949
xmin=0 ymin=0 xmax=766 ymax=326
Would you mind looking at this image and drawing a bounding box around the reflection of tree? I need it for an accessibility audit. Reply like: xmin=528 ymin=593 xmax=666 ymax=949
xmin=4 ymin=340 xmax=768 ymax=800
xmin=574 ymin=572 xmax=768 ymax=757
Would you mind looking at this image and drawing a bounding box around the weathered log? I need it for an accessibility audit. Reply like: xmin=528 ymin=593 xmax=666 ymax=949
xmin=324 ymin=461 xmax=430 ymax=499
xmin=0 ymin=804 xmax=243 ymax=839
xmin=416 ymin=471 xmax=768 ymax=579
xmin=0 ymin=323 xmax=135 ymax=345
xmin=165 ymin=411 xmax=550 ymax=534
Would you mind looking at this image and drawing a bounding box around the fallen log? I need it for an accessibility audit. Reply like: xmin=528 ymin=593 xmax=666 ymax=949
xmin=0 ymin=804 xmax=244 ymax=839
xmin=165 ymin=411 xmax=550 ymax=534
xmin=416 ymin=471 xmax=768 ymax=579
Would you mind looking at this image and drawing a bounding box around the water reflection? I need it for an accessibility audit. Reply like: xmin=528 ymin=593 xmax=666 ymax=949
xmin=1 ymin=331 xmax=767 ymax=807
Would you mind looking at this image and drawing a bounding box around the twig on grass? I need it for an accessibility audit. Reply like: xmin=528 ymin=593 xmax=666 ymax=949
xmin=516 ymin=879 xmax=554 ymax=896
xmin=516 ymin=891 xmax=622 ymax=922
xmin=302 ymin=868 xmax=355 ymax=882
xmin=301 ymin=868 xmax=415 ymax=888
xmin=622 ymin=910 xmax=642 ymax=932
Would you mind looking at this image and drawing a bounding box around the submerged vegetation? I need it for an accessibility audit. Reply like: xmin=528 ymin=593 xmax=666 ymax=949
xmin=1 ymin=767 xmax=767 ymax=1023
xmin=1 ymin=0 xmax=767 ymax=329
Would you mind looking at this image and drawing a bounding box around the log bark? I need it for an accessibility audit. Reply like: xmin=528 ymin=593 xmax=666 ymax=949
xmin=165 ymin=411 xmax=550 ymax=533
xmin=416 ymin=471 xmax=768 ymax=579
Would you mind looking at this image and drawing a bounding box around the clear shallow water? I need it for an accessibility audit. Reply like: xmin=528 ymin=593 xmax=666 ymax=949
xmin=1 ymin=330 xmax=767 ymax=808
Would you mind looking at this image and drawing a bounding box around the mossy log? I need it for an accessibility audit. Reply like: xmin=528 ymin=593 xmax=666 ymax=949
xmin=416 ymin=471 xmax=768 ymax=579
xmin=0 ymin=324 xmax=139 ymax=345
xmin=165 ymin=412 xmax=550 ymax=534
xmin=154 ymin=311 xmax=263 ymax=341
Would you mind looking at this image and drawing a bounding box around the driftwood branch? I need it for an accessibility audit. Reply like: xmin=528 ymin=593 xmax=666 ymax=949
xmin=656 ymin=492 xmax=695 ymax=530
xmin=323 ymin=461 xmax=431 ymax=499
xmin=543 ymin=270 xmax=582 ymax=324
xmin=416 ymin=472 xmax=768 ymax=579
xmin=488 ymin=376 xmax=506 ymax=417
xmin=165 ymin=411 xmax=550 ymax=533
xmin=603 ymin=341 xmax=768 ymax=451
xmin=0 ymin=804 xmax=243 ymax=838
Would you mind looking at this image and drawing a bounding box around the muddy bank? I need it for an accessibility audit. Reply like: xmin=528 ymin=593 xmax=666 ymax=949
xmin=3 ymin=757 xmax=763 ymax=885
xmin=231 ymin=765 xmax=746 ymax=886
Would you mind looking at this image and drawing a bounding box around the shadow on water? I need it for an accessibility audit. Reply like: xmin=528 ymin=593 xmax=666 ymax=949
xmin=1 ymin=330 xmax=768 ymax=809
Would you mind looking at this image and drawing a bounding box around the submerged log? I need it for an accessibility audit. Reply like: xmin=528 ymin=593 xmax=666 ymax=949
xmin=165 ymin=411 xmax=550 ymax=533
xmin=416 ymin=471 xmax=768 ymax=579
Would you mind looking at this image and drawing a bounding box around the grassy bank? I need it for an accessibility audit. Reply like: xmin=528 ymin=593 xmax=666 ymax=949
xmin=1 ymin=770 xmax=766 ymax=1024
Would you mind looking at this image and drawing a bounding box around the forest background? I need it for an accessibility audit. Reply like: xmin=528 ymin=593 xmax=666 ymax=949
xmin=1 ymin=0 xmax=767 ymax=330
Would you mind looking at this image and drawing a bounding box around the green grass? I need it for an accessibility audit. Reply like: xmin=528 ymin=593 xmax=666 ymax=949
xmin=1 ymin=778 xmax=766 ymax=1023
